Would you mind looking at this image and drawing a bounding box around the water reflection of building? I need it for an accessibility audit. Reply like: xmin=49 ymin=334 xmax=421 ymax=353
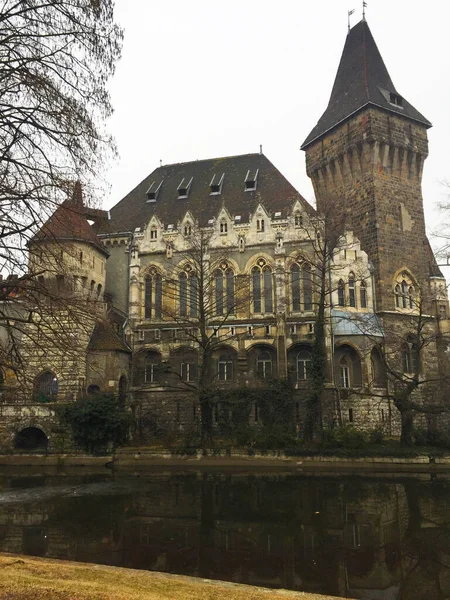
xmin=1 ymin=474 xmax=450 ymax=598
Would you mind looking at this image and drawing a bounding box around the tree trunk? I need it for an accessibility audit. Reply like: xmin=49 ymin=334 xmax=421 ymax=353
xmin=400 ymin=408 xmax=414 ymax=446
xmin=200 ymin=392 xmax=213 ymax=448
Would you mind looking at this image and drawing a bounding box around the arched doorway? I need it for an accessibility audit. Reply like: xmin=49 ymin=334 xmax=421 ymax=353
xmin=14 ymin=427 xmax=48 ymax=452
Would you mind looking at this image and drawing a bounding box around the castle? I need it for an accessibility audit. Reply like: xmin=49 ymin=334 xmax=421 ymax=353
xmin=1 ymin=18 xmax=448 ymax=451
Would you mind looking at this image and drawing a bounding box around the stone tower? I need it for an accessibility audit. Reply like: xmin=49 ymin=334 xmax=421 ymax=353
xmin=301 ymin=19 xmax=432 ymax=312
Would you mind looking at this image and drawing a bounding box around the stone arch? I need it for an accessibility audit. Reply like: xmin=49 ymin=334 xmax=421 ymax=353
xmin=334 ymin=344 xmax=362 ymax=388
xmin=247 ymin=343 xmax=277 ymax=380
xmin=14 ymin=427 xmax=49 ymax=452
xmin=287 ymin=343 xmax=313 ymax=382
xmin=211 ymin=345 xmax=238 ymax=383
xmin=243 ymin=252 xmax=275 ymax=274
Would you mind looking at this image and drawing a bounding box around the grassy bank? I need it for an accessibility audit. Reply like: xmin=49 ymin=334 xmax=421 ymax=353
xmin=0 ymin=554 xmax=345 ymax=600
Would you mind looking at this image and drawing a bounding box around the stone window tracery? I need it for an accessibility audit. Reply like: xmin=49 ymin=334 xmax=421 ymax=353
xmin=394 ymin=272 xmax=416 ymax=310
xmin=179 ymin=265 xmax=198 ymax=318
xmin=144 ymin=268 xmax=162 ymax=320
xmin=252 ymin=259 xmax=273 ymax=314
xmin=290 ymin=261 xmax=313 ymax=312
xmin=214 ymin=263 xmax=235 ymax=316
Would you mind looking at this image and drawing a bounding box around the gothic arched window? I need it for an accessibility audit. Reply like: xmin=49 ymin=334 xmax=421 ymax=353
xmin=214 ymin=265 xmax=235 ymax=316
xmin=179 ymin=266 xmax=198 ymax=318
xmin=252 ymin=260 xmax=273 ymax=313
xmin=339 ymin=357 xmax=350 ymax=388
xmin=33 ymin=371 xmax=58 ymax=402
xmin=303 ymin=263 xmax=313 ymax=310
xmin=144 ymin=269 xmax=162 ymax=319
xmin=394 ymin=272 xmax=417 ymax=311
xmin=401 ymin=336 xmax=419 ymax=374
xmin=348 ymin=273 xmax=356 ymax=307
xmin=291 ymin=264 xmax=301 ymax=311
xmin=360 ymin=281 xmax=367 ymax=308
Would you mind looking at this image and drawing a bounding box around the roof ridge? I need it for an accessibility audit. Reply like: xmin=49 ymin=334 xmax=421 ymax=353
xmin=156 ymin=152 xmax=263 ymax=170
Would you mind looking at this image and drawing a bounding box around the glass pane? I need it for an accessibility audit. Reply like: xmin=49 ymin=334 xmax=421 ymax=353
xmin=303 ymin=265 xmax=312 ymax=311
xmin=154 ymin=277 xmax=162 ymax=318
xmin=291 ymin=264 xmax=300 ymax=311
xmin=215 ymin=271 xmax=223 ymax=315
xmin=144 ymin=278 xmax=152 ymax=319
xmin=263 ymin=268 xmax=273 ymax=313
xmin=252 ymin=268 xmax=261 ymax=313
xmin=179 ymin=274 xmax=187 ymax=317
xmin=226 ymin=270 xmax=234 ymax=314
xmin=189 ymin=275 xmax=198 ymax=317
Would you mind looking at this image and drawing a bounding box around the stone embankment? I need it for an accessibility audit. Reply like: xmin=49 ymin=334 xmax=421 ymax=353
xmin=0 ymin=553 xmax=347 ymax=600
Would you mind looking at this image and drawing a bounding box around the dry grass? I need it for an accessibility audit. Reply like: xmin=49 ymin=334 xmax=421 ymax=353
xmin=0 ymin=553 xmax=346 ymax=600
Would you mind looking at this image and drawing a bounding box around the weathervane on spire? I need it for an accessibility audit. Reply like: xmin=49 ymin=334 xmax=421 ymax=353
xmin=362 ymin=0 xmax=367 ymax=20
xmin=348 ymin=8 xmax=355 ymax=32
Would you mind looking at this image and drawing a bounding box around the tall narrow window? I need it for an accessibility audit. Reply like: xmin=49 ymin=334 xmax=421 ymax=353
xmin=338 ymin=280 xmax=345 ymax=306
xmin=226 ymin=269 xmax=234 ymax=314
xmin=144 ymin=272 xmax=162 ymax=319
xmin=401 ymin=280 xmax=408 ymax=308
xmin=408 ymin=286 xmax=415 ymax=309
xmin=340 ymin=357 xmax=350 ymax=388
xmin=395 ymin=284 xmax=401 ymax=308
xmin=303 ymin=264 xmax=313 ymax=311
xmin=360 ymin=281 xmax=367 ymax=309
xmin=296 ymin=351 xmax=312 ymax=380
xmin=220 ymin=220 xmax=228 ymax=234
xmin=263 ymin=267 xmax=273 ymax=312
xmin=401 ymin=344 xmax=411 ymax=373
xmin=218 ymin=355 xmax=234 ymax=381
xmin=189 ymin=274 xmax=198 ymax=317
xmin=215 ymin=270 xmax=224 ymax=315
xmin=291 ymin=264 xmax=301 ymax=311
xmin=252 ymin=267 xmax=262 ymax=313
xmin=348 ymin=273 xmax=356 ymax=307
xmin=179 ymin=273 xmax=187 ymax=317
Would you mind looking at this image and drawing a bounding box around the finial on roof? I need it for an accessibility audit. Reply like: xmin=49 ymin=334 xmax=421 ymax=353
xmin=259 ymin=144 xmax=263 ymax=155
xmin=160 ymin=159 xmax=162 ymax=167
xmin=72 ymin=180 xmax=83 ymax=206
xmin=362 ymin=0 xmax=367 ymax=21
xmin=348 ymin=8 xmax=355 ymax=33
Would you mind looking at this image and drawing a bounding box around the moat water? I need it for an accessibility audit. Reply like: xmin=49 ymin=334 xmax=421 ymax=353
xmin=1 ymin=467 xmax=449 ymax=599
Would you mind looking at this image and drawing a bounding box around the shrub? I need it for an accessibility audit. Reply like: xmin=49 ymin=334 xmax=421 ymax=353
xmin=321 ymin=424 xmax=367 ymax=450
xmin=57 ymin=394 xmax=131 ymax=455
xmin=368 ymin=427 xmax=384 ymax=445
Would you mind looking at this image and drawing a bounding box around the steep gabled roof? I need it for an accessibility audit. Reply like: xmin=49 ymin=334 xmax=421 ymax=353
xmin=100 ymin=153 xmax=313 ymax=235
xmin=31 ymin=184 xmax=108 ymax=256
xmin=302 ymin=20 xmax=431 ymax=149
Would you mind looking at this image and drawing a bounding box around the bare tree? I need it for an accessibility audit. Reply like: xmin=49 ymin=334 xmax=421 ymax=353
xmin=0 ymin=1 xmax=122 ymax=380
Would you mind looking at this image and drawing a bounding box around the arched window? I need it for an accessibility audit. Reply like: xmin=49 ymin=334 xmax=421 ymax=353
xmin=150 ymin=227 xmax=157 ymax=240
xmin=213 ymin=347 xmax=236 ymax=382
xmin=296 ymin=350 xmax=312 ymax=380
xmin=401 ymin=336 xmax=419 ymax=374
xmin=360 ymin=281 xmax=367 ymax=309
xmin=340 ymin=357 xmax=350 ymax=388
xmin=144 ymin=270 xmax=162 ymax=319
xmin=257 ymin=350 xmax=272 ymax=379
xmin=179 ymin=267 xmax=198 ymax=318
xmin=33 ymin=371 xmax=58 ymax=402
xmin=394 ymin=272 xmax=417 ymax=311
xmin=220 ymin=220 xmax=228 ymax=234
xmin=370 ymin=347 xmax=386 ymax=387
xmin=257 ymin=219 xmax=265 ymax=232
xmin=252 ymin=260 xmax=273 ymax=313
xmin=348 ymin=273 xmax=356 ymax=307
xmin=214 ymin=265 xmax=235 ymax=316
xmin=294 ymin=213 xmax=303 ymax=227
xmin=184 ymin=224 xmax=192 ymax=237
xmin=334 ymin=345 xmax=362 ymax=389
xmin=338 ymin=280 xmax=345 ymax=306
xmin=97 ymin=283 xmax=102 ymax=297
xmin=291 ymin=264 xmax=301 ymax=311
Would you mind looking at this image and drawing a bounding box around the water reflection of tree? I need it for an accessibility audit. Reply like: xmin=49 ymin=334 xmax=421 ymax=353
xmin=401 ymin=481 xmax=450 ymax=600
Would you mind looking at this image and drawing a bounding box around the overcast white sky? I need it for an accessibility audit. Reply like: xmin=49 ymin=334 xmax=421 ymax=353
xmin=105 ymin=0 xmax=450 ymax=244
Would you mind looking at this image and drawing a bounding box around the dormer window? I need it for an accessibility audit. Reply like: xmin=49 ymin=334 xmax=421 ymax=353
xmin=257 ymin=218 xmax=265 ymax=233
xmin=235 ymin=215 xmax=241 ymax=223
xmin=177 ymin=177 xmax=193 ymax=199
xmin=150 ymin=228 xmax=157 ymax=240
xmin=210 ymin=173 xmax=224 ymax=195
xmin=295 ymin=213 xmax=303 ymax=227
xmin=146 ymin=181 xmax=162 ymax=202
xmin=184 ymin=224 xmax=192 ymax=237
xmin=274 ymin=211 xmax=281 ymax=219
xmin=389 ymin=92 xmax=403 ymax=107
xmin=244 ymin=169 xmax=259 ymax=191
xmin=220 ymin=220 xmax=228 ymax=234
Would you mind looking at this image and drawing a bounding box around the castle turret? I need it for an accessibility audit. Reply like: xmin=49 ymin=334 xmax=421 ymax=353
xmin=301 ymin=20 xmax=433 ymax=312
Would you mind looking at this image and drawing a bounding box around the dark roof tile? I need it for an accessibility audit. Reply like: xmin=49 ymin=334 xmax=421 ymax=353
xmin=302 ymin=20 xmax=431 ymax=149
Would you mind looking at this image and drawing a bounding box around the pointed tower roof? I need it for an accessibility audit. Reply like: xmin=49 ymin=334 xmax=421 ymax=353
xmin=301 ymin=20 xmax=431 ymax=149
xmin=30 ymin=182 xmax=109 ymax=256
